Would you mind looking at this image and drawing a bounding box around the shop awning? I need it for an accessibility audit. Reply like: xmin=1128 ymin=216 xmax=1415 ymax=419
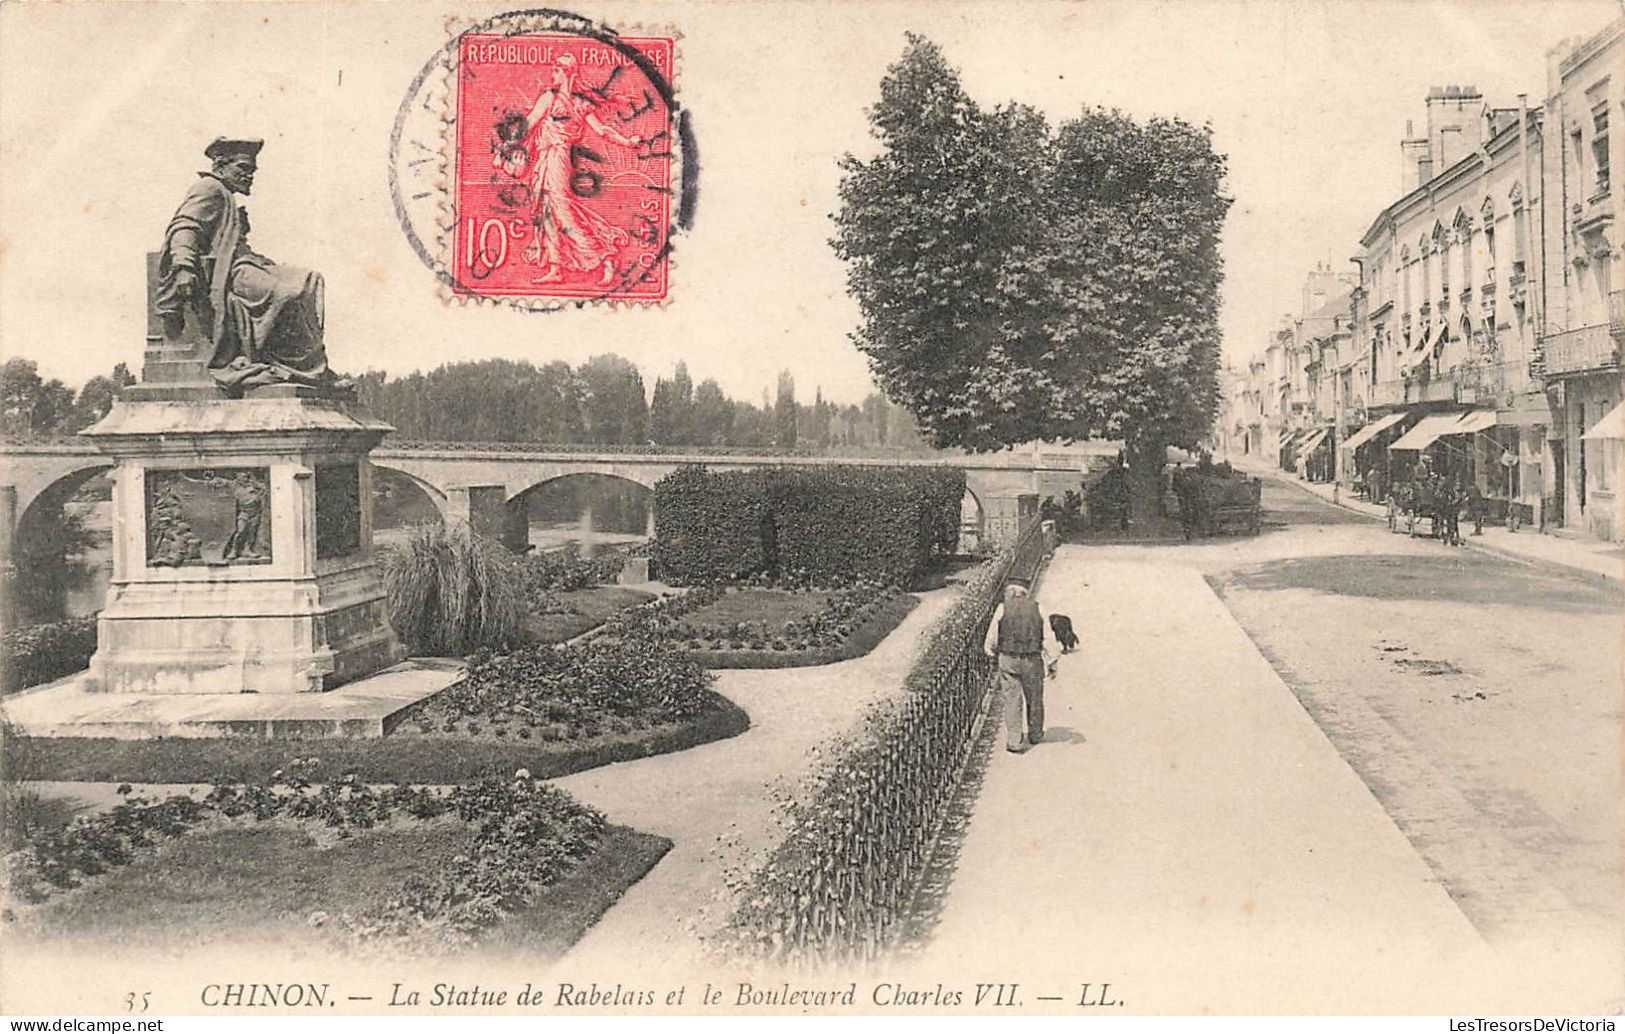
xmin=1389 ymin=411 xmax=1466 ymax=451
xmin=1445 ymin=408 xmax=1498 ymax=436
xmin=1341 ymin=411 xmax=1408 ymax=452
xmin=1582 ymin=400 xmax=1625 ymax=441
xmin=1296 ymin=428 xmax=1330 ymax=459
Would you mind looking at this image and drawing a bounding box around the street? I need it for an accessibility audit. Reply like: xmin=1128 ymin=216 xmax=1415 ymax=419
xmin=910 ymin=471 xmax=1622 ymax=1013
xmin=1215 ymin=474 xmax=1622 ymax=952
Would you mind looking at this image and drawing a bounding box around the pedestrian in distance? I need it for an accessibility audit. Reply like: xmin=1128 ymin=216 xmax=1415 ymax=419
xmin=984 ymin=577 xmax=1058 ymax=754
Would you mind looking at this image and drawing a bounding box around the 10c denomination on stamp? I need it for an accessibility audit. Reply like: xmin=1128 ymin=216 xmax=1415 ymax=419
xmin=451 ymin=31 xmax=676 ymax=304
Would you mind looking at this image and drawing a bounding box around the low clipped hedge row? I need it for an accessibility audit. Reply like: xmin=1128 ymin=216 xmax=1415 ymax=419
xmin=2 ymin=616 xmax=98 ymax=695
xmin=653 ymin=465 xmax=965 ymax=587
xmin=722 ymin=517 xmax=1051 ymax=962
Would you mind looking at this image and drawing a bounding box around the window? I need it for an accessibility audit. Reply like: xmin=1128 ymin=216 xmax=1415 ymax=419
xmin=1513 ymin=202 xmax=1528 ymax=277
xmin=1593 ymin=103 xmax=1611 ymax=197
xmin=1459 ymin=221 xmax=1473 ymax=291
xmin=1400 ymin=248 xmax=1412 ymax=313
xmin=1484 ymin=219 xmax=1496 ymax=281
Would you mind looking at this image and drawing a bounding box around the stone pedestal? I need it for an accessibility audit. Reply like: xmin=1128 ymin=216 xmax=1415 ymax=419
xmin=79 ymin=395 xmax=405 ymax=694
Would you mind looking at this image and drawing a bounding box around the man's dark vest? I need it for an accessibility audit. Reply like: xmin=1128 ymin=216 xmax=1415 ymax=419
xmin=997 ymin=595 xmax=1044 ymax=654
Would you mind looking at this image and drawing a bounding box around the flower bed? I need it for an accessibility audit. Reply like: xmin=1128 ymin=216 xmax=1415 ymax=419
xmin=523 ymin=586 xmax=655 ymax=645
xmin=596 ymin=579 xmax=916 ymax=669
xmin=3 ymin=760 xmax=635 ymax=951
xmin=402 ymin=637 xmax=714 ymax=741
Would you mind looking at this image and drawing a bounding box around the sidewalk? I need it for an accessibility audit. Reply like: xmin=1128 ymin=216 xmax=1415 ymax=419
xmin=1271 ymin=467 xmax=1623 ymax=585
xmin=550 ymin=583 xmax=963 ymax=975
xmin=902 ymin=549 xmax=1594 ymax=1014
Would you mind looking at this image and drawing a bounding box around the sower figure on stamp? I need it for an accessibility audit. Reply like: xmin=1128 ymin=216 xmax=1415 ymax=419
xmin=156 ymin=137 xmax=349 ymax=395
xmin=497 ymin=53 xmax=644 ymax=287
xmin=983 ymin=577 xmax=1058 ymax=754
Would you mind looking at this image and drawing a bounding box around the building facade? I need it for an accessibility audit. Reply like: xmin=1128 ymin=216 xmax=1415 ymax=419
xmin=1539 ymin=20 xmax=1622 ymax=542
xmin=1226 ymin=18 xmax=1621 ymax=542
xmin=1349 ymin=82 xmax=1553 ymax=523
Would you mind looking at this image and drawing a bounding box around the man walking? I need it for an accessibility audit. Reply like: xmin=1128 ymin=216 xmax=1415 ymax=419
xmin=984 ymin=577 xmax=1058 ymax=754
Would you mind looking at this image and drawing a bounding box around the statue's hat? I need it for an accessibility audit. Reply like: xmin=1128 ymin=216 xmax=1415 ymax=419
xmin=203 ymin=137 xmax=264 ymax=161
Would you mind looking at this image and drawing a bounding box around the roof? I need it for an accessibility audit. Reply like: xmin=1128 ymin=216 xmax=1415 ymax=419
xmin=1358 ymin=108 xmax=1542 ymax=249
xmin=1304 ymin=290 xmax=1352 ymax=322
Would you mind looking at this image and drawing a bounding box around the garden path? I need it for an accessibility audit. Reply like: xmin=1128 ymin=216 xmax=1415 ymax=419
xmin=547 ymin=583 xmax=963 ymax=976
xmin=900 ymin=551 xmax=1530 ymax=1013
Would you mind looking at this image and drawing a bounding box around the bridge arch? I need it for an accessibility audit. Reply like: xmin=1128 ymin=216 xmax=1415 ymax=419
xmin=7 ymin=463 xmax=114 ymax=623
xmin=959 ymin=484 xmax=987 ymax=555
xmin=508 ymin=471 xmax=654 ymax=552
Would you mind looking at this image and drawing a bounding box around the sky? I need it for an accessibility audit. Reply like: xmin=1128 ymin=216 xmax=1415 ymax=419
xmin=1 ymin=0 xmax=1619 ymax=406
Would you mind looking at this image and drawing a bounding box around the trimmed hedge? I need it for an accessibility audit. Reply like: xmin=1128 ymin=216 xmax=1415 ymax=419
xmin=652 ymin=465 xmax=966 ymax=587
xmin=2 ymin=616 xmax=98 ymax=695
xmin=775 ymin=467 xmax=964 ymax=586
xmin=653 ymin=467 xmax=774 ymax=585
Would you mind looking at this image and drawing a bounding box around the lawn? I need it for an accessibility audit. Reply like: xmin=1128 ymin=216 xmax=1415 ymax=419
xmin=13 ymin=816 xmax=669 ymax=958
xmin=676 ymin=588 xmax=835 ymax=630
xmin=524 ymin=585 xmax=655 ymax=644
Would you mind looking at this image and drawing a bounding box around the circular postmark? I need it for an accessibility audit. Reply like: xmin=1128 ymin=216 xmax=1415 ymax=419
xmin=388 ymin=8 xmax=698 ymax=310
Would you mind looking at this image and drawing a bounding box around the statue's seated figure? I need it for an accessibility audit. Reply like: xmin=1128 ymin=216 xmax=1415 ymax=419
xmin=155 ymin=137 xmax=350 ymax=395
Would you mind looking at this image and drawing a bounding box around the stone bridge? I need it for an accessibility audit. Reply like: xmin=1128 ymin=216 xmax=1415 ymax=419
xmin=1 ymin=438 xmax=1099 ymax=558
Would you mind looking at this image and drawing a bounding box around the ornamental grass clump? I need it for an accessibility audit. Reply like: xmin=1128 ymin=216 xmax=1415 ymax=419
xmin=382 ymin=523 xmax=524 ymax=656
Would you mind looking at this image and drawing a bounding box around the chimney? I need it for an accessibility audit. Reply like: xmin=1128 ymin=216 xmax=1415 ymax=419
xmin=1400 ymin=116 xmax=1431 ymax=192
xmin=1425 ymin=83 xmax=1485 ymax=174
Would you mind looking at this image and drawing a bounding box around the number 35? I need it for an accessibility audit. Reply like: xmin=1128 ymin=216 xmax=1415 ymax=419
xmin=124 ymin=991 xmax=150 ymax=1013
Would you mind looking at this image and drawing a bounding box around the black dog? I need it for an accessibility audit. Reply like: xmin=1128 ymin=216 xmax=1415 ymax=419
xmin=1049 ymin=613 xmax=1079 ymax=653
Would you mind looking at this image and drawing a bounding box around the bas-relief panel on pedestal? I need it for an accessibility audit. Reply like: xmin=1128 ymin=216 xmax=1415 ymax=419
xmin=315 ymin=463 xmax=362 ymax=560
xmin=144 ymin=467 xmax=272 ymax=566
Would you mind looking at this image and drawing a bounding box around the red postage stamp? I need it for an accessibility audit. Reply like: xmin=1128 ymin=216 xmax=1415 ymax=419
xmin=451 ymin=32 xmax=676 ymax=303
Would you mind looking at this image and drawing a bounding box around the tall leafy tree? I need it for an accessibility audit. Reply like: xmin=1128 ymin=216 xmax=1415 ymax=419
xmin=691 ymin=377 xmax=734 ymax=446
xmin=774 ymin=370 xmax=797 ymax=448
xmin=1044 ymin=110 xmax=1229 ymax=503
xmin=62 ymin=362 xmax=135 ymax=432
xmin=835 ymin=36 xmax=1230 ymax=510
xmin=832 ymin=35 xmax=1054 ymax=452
xmin=0 ymin=358 xmax=74 ymax=436
xmin=649 ymin=361 xmax=695 ymax=445
xmin=578 ymin=354 xmax=648 ymax=445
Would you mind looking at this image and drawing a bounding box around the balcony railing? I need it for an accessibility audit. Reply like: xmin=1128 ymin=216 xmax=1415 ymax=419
xmin=1454 ymin=359 xmax=1537 ymax=399
xmin=1369 ymin=378 xmax=1405 ymax=407
xmin=1367 ymin=375 xmax=1453 ymax=406
xmin=1542 ymin=323 xmax=1619 ymax=377
xmin=1368 ymin=358 xmax=1536 ymax=409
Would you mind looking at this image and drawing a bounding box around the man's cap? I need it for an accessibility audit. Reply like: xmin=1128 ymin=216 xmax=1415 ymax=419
xmin=204 ymin=137 xmax=264 ymax=161
xmin=1005 ymin=577 xmax=1030 ymax=591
